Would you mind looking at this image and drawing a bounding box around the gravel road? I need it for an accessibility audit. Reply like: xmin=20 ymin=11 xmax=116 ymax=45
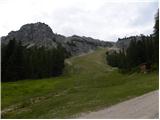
xmin=78 ymin=90 xmax=159 ymax=119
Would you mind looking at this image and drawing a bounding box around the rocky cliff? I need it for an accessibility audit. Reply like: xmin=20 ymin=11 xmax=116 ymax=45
xmin=1 ymin=22 xmax=114 ymax=55
xmin=1 ymin=22 xmax=57 ymax=48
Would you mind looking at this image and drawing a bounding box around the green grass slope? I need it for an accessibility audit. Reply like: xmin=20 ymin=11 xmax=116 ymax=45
xmin=1 ymin=48 xmax=159 ymax=118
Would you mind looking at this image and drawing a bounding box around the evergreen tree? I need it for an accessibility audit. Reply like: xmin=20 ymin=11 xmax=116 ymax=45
xmin=2 ymin=39 xmax=67 ymax=82
xmin=2 ymin=39 xmax=17 ymax=81
xmin=153 ymin=10 xmax=159 ymax=64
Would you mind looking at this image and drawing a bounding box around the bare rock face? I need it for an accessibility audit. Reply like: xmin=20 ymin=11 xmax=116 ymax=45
xmin=63 ymin=35 xmax=114 ymax=55
xmin=54 ymin=34 xmax=114 ymax=55
xmin=1 ymin=22 xmax=57 ymax=48
xmin=1 ymin=22 xmax=114 ymax=55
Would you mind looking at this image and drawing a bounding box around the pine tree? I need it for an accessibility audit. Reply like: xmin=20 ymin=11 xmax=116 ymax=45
xmin=2 ymin=39 xmax=17 ymax=81
xmin=153 ymin=10 xmax=159 ymax=65
xmin=2 ymin=39 xmax=67 ymax=82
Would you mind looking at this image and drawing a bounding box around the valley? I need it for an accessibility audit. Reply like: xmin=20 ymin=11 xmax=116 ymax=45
xmin=1 ymin=48 xmax=158 ymax=118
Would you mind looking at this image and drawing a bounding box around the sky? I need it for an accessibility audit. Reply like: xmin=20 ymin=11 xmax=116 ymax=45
xmin=0 ymin=0 xmax=158 ymax=42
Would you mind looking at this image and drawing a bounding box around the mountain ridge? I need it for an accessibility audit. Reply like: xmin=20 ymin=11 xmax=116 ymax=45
xmin=1 ymin=22 xmax=114 ymax=55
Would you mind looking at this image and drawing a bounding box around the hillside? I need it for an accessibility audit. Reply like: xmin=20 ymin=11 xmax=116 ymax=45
xmin=1 ymin=22 xmax=114 ymax=55
xmin=1 ymin=48 xmax=158 ymax=118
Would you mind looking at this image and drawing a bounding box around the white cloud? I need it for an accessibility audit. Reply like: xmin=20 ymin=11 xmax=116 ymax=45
xmin=0 ymin=0 xmax=158 ymax=42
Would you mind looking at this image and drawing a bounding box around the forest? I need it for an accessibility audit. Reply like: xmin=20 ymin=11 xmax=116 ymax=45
xmin=1 ymin=39 xmax=68 ymax=82
xmin=106 ymin=10 xmax=159 ymax=72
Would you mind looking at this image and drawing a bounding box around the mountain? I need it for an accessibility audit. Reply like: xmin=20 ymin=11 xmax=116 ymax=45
xmin=1 ymin=22 xmax=114 ymax=55
xmin=1 ymin=22 xmax=57 ymax=48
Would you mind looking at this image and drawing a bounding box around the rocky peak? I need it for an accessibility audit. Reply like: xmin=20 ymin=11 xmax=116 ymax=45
xmin=1 ymin=22 xmax=114 ymax=56
xmin=1 ymin=22 xmax=57 ymax=48
xmin=19 ymin=22 xmax=53 ymax=35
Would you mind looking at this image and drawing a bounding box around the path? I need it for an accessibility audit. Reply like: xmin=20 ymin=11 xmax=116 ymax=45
xmin=78 ymin=90 xmax=159 ymax=119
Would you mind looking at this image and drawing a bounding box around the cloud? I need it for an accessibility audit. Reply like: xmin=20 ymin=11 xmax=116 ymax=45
xmin=0 ymin=0 xmax=158 ymax=41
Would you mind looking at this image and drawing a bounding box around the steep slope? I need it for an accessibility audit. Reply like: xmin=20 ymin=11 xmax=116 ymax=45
xmin=2 ymin=48 xmax=158 ymax=118
xmin=1 ymin=22 xmax=57 ymax=48
xmin=1 ymin=22 xmax=114 ymax=55
xmin=59 ymin=35 xmax=114 ymax=55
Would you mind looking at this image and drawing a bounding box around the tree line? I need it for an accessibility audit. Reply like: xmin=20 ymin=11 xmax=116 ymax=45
xmin=106 ymin=10 xmax=159 ymax=72
xmin=2 ymin=39 xmax=69 ymax=82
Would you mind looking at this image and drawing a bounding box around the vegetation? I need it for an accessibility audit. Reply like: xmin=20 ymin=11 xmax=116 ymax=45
xmin=2 ymin=39 xmax=67 ymax=82
xmin=107 ymin=10 xmax=159 ymax=71
xmin=2 ymin=48 xmax=158 ymax=118
xmin=153 ymin=10 xmax=159 ymax=64
xmin=1 ymin=9 xmax=159 ymax=119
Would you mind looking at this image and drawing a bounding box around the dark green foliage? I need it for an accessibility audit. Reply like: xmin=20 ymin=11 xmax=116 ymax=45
xmin=153 ymin=10 xmax=159 ymax=65
xmin=2 ymin=39 xmax=26 ymax=81
xmin=51 ymin=44 xmax=65 ymax=76
xmin=107 ymin=35 xmax=158 ymax=71
xmin=107 ymin=10 xmax=159 ymax=71
xmin=2 ymin=39 xmax=67 ymax=82
xmin=106 ymin=51 xmax=119 ymax=67
xmin=126 ymin=36 xmax=147 ymax=68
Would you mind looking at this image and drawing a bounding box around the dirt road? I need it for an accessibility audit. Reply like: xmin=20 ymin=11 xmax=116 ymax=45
xmin=78 ymin=90 xmax=159 ymax=119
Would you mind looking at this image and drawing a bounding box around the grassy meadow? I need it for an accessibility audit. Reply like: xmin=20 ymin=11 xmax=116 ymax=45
xmin=1 ymin=48 xmax=159 ymax=118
